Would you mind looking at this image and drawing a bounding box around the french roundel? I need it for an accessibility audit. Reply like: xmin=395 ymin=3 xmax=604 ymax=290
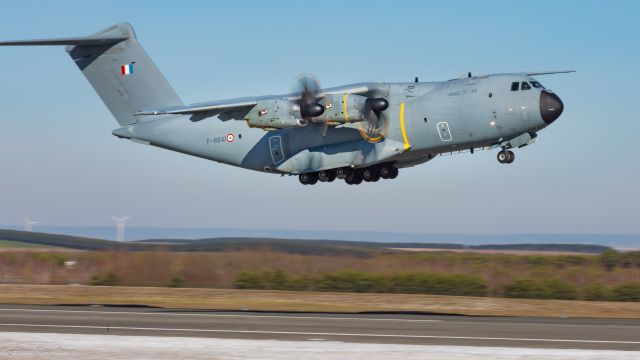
xmin=226 ymin=133 xmax=235 ymax=142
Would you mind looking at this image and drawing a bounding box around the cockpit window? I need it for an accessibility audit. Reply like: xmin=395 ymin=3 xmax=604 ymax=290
xmin=521 ymin=81 xmax=532 ymax=90
xmin=530 ymin=81 xmax=544 ymax=89
xmin=511 ymin=82 xmax=519 ymax=91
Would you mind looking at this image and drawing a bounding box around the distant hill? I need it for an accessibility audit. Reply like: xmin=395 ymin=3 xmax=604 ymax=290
xmin=0 ymin=225 xmax=637 ymax=249
xmin=0 ymin=229 xmax=147 ymax=251
xmin=0 ymin=229 xmax=612 ymax=254
xmin=0 ymin=230 xmax=384 ymax=257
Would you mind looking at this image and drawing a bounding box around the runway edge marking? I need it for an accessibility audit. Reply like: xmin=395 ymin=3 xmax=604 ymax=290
xmin=1 ymin=323 xmax=639 ymax=345
xmin=0 ymin=308 xmax=441 ymax=322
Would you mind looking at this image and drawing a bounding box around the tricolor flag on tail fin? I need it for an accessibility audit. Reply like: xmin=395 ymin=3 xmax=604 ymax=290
xmin=120 ymin=62 xmax=135 ymax=75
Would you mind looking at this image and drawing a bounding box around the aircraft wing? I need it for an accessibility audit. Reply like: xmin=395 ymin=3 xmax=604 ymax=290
xmin=136 ymin=83 xmax=374 ymax=116
xmin=136 ymin=97 xmax=260 ymax=116
xmin=524 ymin=70 xmax=576 ymax=76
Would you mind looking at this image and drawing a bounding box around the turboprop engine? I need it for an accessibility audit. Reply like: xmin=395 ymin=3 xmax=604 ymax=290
xmin=313 ymin=94 xmax=389 ymax=125
xmin=244 ymin=100 xmax=308 ymax=130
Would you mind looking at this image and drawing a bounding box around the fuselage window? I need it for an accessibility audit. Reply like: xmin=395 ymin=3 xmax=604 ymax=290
xmin=530 ymin=81 xmax=544 ymax=89
xmin=521 ymin=81 xmax=532 ymax=90
xmin=511 ymin=82 xmax=519 ymax=91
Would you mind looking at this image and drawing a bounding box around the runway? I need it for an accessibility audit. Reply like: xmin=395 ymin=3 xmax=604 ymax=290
xmin=0 ymin=305 xmax=639 ymax=351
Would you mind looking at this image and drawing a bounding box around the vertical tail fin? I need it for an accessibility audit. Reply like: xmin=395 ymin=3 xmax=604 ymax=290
xmin=0 ymin=23 xmax=183 ymax=126
xmin=67 ymin=23 xmax=183 ymax=126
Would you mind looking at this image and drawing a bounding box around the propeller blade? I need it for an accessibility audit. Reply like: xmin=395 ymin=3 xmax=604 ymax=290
xmin=321 ymin=121 xmax=329 ymax=138
xmin=294 ymin=74 xmax=324 ymax=120
xmin=362 ymin=98 xmax=389 ymax=136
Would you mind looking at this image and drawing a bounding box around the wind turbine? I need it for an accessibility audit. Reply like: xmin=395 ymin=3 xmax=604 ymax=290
xmin=110 ymin=216 xmax=130 ymax=242
xmin=23 ymin=217 xmax=39 ymax=232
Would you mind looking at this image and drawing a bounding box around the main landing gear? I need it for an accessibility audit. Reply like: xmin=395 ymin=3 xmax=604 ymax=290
xmin=497 ymin=150 xmax=515 ymax=164
xmin=299 ymin=163 xmax=398 ymax=186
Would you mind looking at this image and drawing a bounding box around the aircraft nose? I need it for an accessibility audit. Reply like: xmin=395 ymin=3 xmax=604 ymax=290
xmin=539 ymin=90 xmax=564 ymax=124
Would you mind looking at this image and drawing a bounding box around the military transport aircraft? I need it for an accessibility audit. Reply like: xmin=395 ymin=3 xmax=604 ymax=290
xmin=0 ymin=23 xmax=572 ymax=185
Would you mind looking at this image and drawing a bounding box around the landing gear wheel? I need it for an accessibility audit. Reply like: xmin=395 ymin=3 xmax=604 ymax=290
xmin=380 ymin=166 xmax=392 ymax=179
xmin=362 ymin=168 xmax=380 ymax=182
xmin=388 ymin=167 xmax=399 ymax=179
xmin=318 ymin=170 xmax=337 ymax=182
xmin=299 ymin=173 xmax=309 ymax=185
xmin=307 ymin=174 xmax=318 ymax=185
xmin=345 ymin=170 xmax=363 ymax=185
xmin=299 ymin=172 xmax=319 ymax=185
xmin=497 ymin=151 xmax=508 ymax=164
xmin=352 ymin=175 xmax=363 ymax=185
xmin=336 ymin=167 xmax=350 ymax=179
xmin=506 ymin=151 xmax=515 ymax=164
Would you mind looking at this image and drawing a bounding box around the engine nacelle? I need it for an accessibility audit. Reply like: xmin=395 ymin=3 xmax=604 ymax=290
xmin=245 ymin=100 xmax=307 ymax=129
xmin=313 ymin=94 xmax=368 ymax=123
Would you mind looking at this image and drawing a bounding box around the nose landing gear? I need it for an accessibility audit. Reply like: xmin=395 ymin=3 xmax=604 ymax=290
xmin=497 ymin=150 xmax=515 ymax=164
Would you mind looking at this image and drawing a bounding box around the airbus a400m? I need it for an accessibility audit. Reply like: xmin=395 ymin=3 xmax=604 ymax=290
xmin=0 ymin=23 xmax=572 ymax=185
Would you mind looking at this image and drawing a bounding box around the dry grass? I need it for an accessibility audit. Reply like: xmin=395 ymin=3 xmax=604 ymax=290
xmin=1 ymin=250 xmax=639 ymax=295
xmin=1 ymin=284 xmax=639 ymax=318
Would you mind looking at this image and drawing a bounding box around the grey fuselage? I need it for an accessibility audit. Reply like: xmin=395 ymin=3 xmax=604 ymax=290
xmin=113 ymin=74 xmax=556 ymax=175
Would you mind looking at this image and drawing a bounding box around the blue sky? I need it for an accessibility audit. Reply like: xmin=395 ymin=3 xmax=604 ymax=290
xmin=0 ymin=0 xmax=638 ymax=234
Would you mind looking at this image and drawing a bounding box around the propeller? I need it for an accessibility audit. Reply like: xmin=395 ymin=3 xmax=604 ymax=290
xmin=360 ymin=97 xmax=389 ymax=140
xmin=293 ymin=74 xmax=324 ymax=125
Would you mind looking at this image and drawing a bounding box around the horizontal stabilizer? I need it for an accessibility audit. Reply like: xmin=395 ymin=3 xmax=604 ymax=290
xmin=525 ymin=70 xmax=576 ymax=76
xmin=0 ymin=35 xmax=128 ymax=46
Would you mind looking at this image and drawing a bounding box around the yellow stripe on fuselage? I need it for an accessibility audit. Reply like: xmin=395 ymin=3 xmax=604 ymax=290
xmin=343 ymin=94 xmax=349 ymax=122
xmin=400 ymin=102 xmax=410 ymax=150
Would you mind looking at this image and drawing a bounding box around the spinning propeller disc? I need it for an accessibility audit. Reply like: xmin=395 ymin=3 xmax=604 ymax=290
xmin=357 ymin=122 xmax=387 ymax=143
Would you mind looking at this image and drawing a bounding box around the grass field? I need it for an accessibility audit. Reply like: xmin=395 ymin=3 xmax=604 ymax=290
xmin=1 ymin=284 xmax=639 ymax=318
xmin=0 ymin=239 xmax=54 ymax=248
xmin=0 ymin=239 xmax=75 ymax=253
xmin=0 ymin=248 xmax=638 ymax=301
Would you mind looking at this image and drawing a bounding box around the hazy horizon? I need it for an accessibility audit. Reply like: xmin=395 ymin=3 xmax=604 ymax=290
xmin=2 ymin=223 xmax=639 ymax=236
xmin=2 ymin=225 xmax=638 ymax=249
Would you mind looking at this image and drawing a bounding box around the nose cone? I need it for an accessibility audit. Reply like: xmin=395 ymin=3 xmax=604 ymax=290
xmin=539 ymin=90 xmax=564 ymax=124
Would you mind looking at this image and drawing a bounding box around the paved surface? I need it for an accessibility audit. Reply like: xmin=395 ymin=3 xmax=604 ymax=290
xmin=0 ymin=305 xmax=639 ymax=350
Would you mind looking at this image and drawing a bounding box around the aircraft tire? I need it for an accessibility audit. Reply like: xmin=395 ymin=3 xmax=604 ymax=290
xmin=506 ymin=151 xmax=515 ymax=164
xmin=389 ymin=167 xmax=399 ymax=179
xmin=318 ymin=170 xmax=336 ymax=182
xmin=363 ymin=168 xmax=380 ymax=182
xmin=336 ymin=167 xmax=350 ymax=179
xmin=346 ymin=170 xmax=363 ymax=185
xmin=344 ymin=171 xmax=356 ymax=185
xmin=497 ymin=151 xmax=508 ymax=163
xmin=299 ymin=172 xmax=319 ymax=185
xmin=380 ymin=166 xmax=391 ymax=179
